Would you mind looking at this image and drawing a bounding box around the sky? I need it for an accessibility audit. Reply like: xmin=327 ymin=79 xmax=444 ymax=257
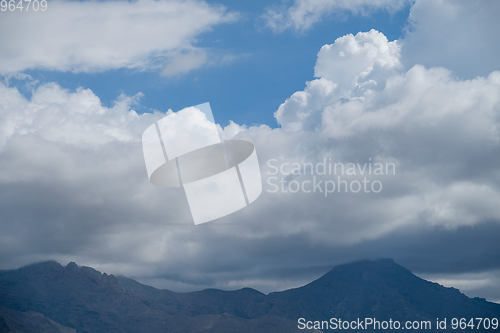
xmin=1 ymin=0 xmax=500 ymax=304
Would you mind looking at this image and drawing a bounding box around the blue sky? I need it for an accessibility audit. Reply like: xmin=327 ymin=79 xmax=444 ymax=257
xmin=1 ymin=0 xmax=500 ymax=304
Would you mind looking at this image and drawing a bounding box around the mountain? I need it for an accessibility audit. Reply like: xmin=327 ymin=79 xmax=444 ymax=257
xmin=0 ymin=306 xmax=76 ymax=333
xmin=0 ymin=259 xmax=498 ymax=332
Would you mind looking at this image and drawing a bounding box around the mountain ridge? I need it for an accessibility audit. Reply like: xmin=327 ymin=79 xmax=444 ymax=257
xmin=0 ymin=259 xmax=498 ymax=332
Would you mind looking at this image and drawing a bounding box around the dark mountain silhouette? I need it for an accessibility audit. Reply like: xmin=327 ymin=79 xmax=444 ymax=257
xmin=0 ymin=306 xmax=76 ymax=333
xmin=0 ymin=259 xmax=498 ymax=332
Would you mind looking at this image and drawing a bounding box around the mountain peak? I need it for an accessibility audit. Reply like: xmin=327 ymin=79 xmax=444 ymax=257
xmin=17 ymin=260 xmax=64 ymax=274
xmin=66 ymin=261 xmax=78 ymax=269
xmin=308 ymin=258 xmax=413 ymax=288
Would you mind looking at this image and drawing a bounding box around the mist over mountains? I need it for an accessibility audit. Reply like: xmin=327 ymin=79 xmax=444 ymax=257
xmin=0 ymin=259 xmax=498 ymax=332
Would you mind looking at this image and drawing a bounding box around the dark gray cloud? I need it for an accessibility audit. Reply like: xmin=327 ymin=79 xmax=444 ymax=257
xmin=125 ymin=221 xmax=500 ymax=295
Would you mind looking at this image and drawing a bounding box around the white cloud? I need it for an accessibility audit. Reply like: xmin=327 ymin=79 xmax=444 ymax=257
xmin=0 ymin=83 xmax=144 ymax=149
xmin=161 ymin=50 xmax=239 ymax=77
xmin=0 ymin=0 xmax=236 ymax=74
xmin=262 ymin=0 xmax=410 ymax=33
xmin=275 ymin=30 xmax=401 ymax=131
xmin=162 ymin=50 xmax=209 ymax=77
xmin=315 ymin=30 xmax=401 ymax=86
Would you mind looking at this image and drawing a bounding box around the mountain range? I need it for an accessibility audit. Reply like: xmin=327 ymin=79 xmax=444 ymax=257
xmin=0 ymin=258 xmax=498 ymax=332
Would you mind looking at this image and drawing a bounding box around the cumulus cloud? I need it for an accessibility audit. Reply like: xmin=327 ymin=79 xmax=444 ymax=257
xmin=0 ymin=0 xmax=236 ymax=74
xmin=275 ymin=30 xmax=401 ymax=131
xmin=262 ymin=0 xmax=410 ymax=33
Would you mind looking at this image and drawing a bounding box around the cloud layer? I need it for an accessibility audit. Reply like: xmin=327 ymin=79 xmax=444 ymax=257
xmin=1 ymin=0 xmax=499 ymax=303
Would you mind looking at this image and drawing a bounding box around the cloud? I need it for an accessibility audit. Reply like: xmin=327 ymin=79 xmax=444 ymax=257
xmin=1 ymin=1 xmax=500 ymax=303
xmin=162 ymin=50 xmax=209 ymax=77
xmin=0 ymin=0 xmax=236 ymax=75
xmin=315 ymin=30 xmax=402 ymax=84
xmin=0 ymin=81 xmax=190 ymax=265
xmin=275 ymin=30 xmax=401 ymax=131
xmin=401 ymin=0 xmax=500 ymax=78
xmin=419 ymin=265 xmax=500 ymax=304
xmin=222 ymin=26 xmax=500 ymax=296
xmin=161 ymin=50 xmax=238 ymax=77
xmin=262 ymin=0 xmax=410 ymax=33
xmin=272 ymin=29 xmax=500 ymax=234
